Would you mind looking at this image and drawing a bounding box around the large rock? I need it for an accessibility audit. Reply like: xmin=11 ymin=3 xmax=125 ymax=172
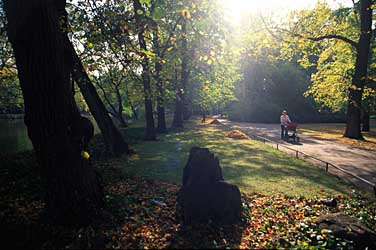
xmin=177 ymin=147 xmax=242 ymax=225
xmin=316 ymin=213 xmax=376 ymax=249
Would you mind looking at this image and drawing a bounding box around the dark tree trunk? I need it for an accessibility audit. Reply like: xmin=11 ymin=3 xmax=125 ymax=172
xmin=181 ymin=19 xmax=191 ymax=120
xmin=344 ymin=0 xmax=372 ymax=139
xmin=125 ymin=81 xmax=138 ymax=120
xmin=156 ymin=80 xmax=167 ymax=133
xmin=5 ymin=0 xmax=102 ymax=225
xmin=157 ymin=97 xmax=167 ymax=133
xmin=112 ymin=111 xmax=127 ymax=128
xmin=114 ymin=85 xmax=127 ymax=128
xmin=362 ymin=108 xmax=370 ymax=132
xmin=172 ymin=65 xmax=184 ymax=128
xmin=70 ymin=46 xmax=129 ymax=156
xmin=133 ymin=0 xmax=156 ymax=140
xmin=130 ymin=101 xmax=139 ymax=120
xmin=153 ymin=30 xmax=168 ymax=133
xmin=116 ymin=114 xmax=128 ymax=128
xmin=172 ymin=92 xmax=184 ymax=128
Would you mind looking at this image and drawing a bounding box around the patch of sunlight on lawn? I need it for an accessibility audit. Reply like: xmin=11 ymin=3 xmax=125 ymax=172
xmin=125 ymin=120 xmax=354 ymax=198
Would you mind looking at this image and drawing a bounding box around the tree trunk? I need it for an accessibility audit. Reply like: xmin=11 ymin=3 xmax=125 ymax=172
xmin=70 ymin=46 xmax=129 ymax=156
xmin=133 ymin=0 xmax=156 ymax=140
xmin=129 ymin=99 xmax=139 ymax=120
xmin=153 ymin=30 xmax=168 ymax=133
xmin=172 ymin=65 xmax=184 ymax=128
xmin=362 ymin=108 xmax=370 ymax=132
xmin=115 ymin=85 xmax=127 ymax=128
xmin=344 ymin=0 xmax=372 ymax=139
xmin=113 ymin=111 xmax=127 ymax=128
xmin=156 ymin=74 xmax=167 ymax=133
xmin=181 ymin=19 xmax=191 ymax=120
xmin=125 ymin=81 xmax=139 ymax=120
xmin=5 ymin=0 xmax=103 ymax=225
xmin=172 ymin=91 xmax=184 ymax=128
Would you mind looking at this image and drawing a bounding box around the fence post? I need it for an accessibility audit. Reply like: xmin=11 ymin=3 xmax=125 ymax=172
xmin=326 ymin=162 xmax=329 ymax=172
xmin=277 ymin=144 xmax=279 ymax=150
xmin=296 ymin=151 xmax=298 ymax=158
xmin=263 ymin=139 xmax=266 ymax=144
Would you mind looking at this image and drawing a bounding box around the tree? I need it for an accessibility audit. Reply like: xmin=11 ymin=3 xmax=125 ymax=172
xmin=149 ymin=0 xmax=182 ymax=133
xmin=181 ymin=17 xmax=191 ymax=120
xmin=344 ymin=0 xmax=373 ymax=138
xmin=271 ymin=0 xmax=374 ymax=139
xmin=70 ymin=47 xmax=130 ymax=156
xmin=5 ymin=0 xmax=102 ymax=225
xmin=64 ymin=0 xmax=130 ymax=156
xmin=133 ymin=0 xmax=156 ymax=140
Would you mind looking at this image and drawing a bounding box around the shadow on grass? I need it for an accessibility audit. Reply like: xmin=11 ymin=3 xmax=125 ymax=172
xmin=127 ymin=122 xmax=354 ymax=198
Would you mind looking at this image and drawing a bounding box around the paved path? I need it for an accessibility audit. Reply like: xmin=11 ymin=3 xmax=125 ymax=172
xmin=219 ymin=119 xmax=376 ymax=193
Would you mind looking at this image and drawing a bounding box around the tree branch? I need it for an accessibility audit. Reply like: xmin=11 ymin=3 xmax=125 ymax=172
xmin=261 ymin=14 xmax=358 ymax=48
xmin=301 ymin=34 xmax=358 ymax=48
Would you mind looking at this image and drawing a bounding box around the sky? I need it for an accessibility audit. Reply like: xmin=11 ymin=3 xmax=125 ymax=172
xmin=218 ymin=0 xmax=353 ymax=25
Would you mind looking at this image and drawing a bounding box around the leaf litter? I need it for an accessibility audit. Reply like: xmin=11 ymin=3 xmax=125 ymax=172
xmin=1 ymin=155 xmax=375 ymax=249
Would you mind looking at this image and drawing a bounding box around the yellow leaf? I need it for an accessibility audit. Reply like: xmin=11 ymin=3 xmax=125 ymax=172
xmin=81 ymin=151 xmax=90 ymax=159
xmin=178 ymin=9 xmax=191 ymax=19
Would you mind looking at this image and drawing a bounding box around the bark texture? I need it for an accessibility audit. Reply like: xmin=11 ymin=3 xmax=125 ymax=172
xmin=344 ymin=0 xmax=372 ymax=139
xmin=181 ymin=20 xmax=191 ymax=120
xmin=5 ymin=0 xmax=103 ymax=225
xmin=153 ymin=30 xmax=168 ymax=133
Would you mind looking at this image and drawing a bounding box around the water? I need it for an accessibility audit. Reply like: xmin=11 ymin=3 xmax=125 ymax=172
xmin=0 ymin=118 xmax=32 ymax=154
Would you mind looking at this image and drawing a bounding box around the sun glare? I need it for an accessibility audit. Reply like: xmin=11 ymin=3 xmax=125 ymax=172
xmin=218 ymin=0 xmax=351 ymax=26
xmin=219 ymin=0 xmax=305 ymax=25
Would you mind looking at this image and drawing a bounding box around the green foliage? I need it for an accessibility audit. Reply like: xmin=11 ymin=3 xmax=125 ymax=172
xmin=229 ymin=14 xmax=332 ymax=123
xmin=0 ymin=2 xmax=23 ymax=114
xmin=277 ymin=1 xmax=375 ymax=112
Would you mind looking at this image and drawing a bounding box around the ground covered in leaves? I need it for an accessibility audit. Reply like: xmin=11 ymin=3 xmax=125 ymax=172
xmin=1 ymin=151 xmax=375 ymax=249
xmin=300 ymin=124 xmax=376 ymax=151
xmin=225 ymin=130 xmax=251 ymax=140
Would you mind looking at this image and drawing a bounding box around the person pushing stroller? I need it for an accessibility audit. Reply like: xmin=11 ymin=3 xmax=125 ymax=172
xmin=280 ymin=110 xmax=291 ymax=139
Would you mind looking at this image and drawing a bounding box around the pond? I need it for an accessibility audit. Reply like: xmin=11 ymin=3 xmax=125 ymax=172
xmin=0 ymin=118 xmax=32 ymax=154
xmin=0 ymin=116 xmax=101 ymax=154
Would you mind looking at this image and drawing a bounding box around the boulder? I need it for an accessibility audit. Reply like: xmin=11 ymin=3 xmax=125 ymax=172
xmin=177 ymin=147 xmax=242 ymax=225
xmin=316 ymin=213 xmax=376 ymax=249
xmin=181 ymin=147 xmax=224 ymax=187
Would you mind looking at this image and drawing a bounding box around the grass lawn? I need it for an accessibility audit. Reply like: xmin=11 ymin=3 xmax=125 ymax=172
xmin=300 ymin=123 xmax=376 ymax=151
xmin=2 ymin=118 xmax=375 ymax=249
xmin=121 ymin=119 xmax=354 ymax=198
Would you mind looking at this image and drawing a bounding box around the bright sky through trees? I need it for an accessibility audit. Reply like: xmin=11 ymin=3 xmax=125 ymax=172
xmin=219 ymin=0 xmax=352 ymax=25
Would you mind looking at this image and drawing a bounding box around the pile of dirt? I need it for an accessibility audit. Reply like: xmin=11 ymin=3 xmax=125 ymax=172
xmin=209 ymin=119 xmax=222 ymax=125
xmin=225 ymin=130 xmax=250 ymax=140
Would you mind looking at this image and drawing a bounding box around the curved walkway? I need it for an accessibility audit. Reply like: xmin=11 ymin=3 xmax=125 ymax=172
xmin=219 ymin=119 xmax=376 ymax=194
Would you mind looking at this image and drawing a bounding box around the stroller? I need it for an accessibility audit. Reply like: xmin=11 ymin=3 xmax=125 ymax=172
xmin=284 ymin=122 xmax=300 ymax=143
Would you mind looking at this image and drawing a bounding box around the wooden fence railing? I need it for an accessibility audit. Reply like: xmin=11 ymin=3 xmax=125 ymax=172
xmin=248 ymin=133 xmax=376 ymax=196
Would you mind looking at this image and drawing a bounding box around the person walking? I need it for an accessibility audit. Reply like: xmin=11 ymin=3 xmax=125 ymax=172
xmin=280 ymin=110 xmax=291 ymax=139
